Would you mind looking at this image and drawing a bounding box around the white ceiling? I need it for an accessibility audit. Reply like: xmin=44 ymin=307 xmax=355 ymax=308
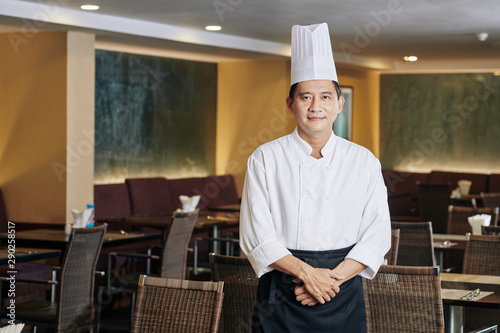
xmin=1 ymin=0 xmax=500 ymax=71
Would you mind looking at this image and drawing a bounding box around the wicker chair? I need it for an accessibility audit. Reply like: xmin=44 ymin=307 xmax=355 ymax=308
xmin=462 ymin=234 xmax=500 ymax=331
xmin=447 ymin=206 xmax=499 ymax=235
xmin=2 ymin=224 xmax=107 ymax=332
xmin=209 ymin=254 xmax=259 ymax=333
xmin=391 ymin=221 xmax=435 ymax=266
xmin=384 ymin=229 xmax=400 ymax=265
xmin=100 ymin=209 xmax=198 ymax=330
xmin=482 ymin=225 xmax=500 ymax=235
xmin=363 ymin=265 xmax=444 ymax=333
xmin=481 ymin=192 xmax=500 ymax=209
xmin=131 ymin=275 xmax=224 ymax=333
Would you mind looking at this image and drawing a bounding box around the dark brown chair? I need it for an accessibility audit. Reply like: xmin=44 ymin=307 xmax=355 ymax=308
xmin=0 ymin=188 xmax=53 ymax=306
xmin=481 ymin=192 xmax=500 ymax=209
xmin=463 ymin=234 xmax=500 ymax=276
xmin=447 ymin=206 xmax=499 ymax=235
xmin=391 ymin=221 xmax=436 ymax=266
xmin=481 ymin=193 xmax=500 ymax=225
xmin=209 ymin=254 xmax=259 ymax=333
xmin=1 ymin=224 xmax=107 ymax=332
xmin=131 ymin=275 xmax=224 ymax=333
xmin=363 ymin=265 xmax=444 ymax=333
xmin=418 ymin=182 xmax=452 ymax=234
xmin=482 ymin=225 xmax=500 ymax=235
xmin=384 ymin=229 xmax=400 ymax=265
xmin=101 ymin=210 xmax=198 ymax=330
xmin=462 ymin=234 xmax=500 ymax=331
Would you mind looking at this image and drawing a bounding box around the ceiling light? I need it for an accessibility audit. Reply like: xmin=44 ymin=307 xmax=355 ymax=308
xmin=403 ymin=56 xmax=418 ymax=62
xmin=81 ymin=5 xmax=99 ymax=10
xmin=493 ymin=72 xmax=500 ymax=76
xmin=476 ymin=32 xmax=488 ymax=42
xmin=205 ymin=25 xmax=221 ymax=31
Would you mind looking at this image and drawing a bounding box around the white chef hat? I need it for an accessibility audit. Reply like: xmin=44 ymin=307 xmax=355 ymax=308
xmin=290 ymin=22 xmax=338 ymax=86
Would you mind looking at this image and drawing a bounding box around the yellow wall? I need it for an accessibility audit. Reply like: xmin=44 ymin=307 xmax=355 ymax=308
xmin=216 ymin=60 xmax=295 ymax=193
xmin=0 ymin=31 xmax=94 ymax=223
xmin=216 ymin=61 xmax=381 ymax=194
xmin=337 ymin=66 xmax=381 ymax=157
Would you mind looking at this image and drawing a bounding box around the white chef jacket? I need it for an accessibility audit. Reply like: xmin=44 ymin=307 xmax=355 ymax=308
xmin=240 ymin=128 xmax=391 ymax=279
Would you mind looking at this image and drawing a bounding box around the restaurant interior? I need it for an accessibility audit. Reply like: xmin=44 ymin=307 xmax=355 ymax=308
xmin=1 ymin=0 xmax=500 ymax=332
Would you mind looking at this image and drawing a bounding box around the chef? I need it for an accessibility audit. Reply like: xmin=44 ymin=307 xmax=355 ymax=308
xmin=239 ymin=22 xmax=391 ymax=332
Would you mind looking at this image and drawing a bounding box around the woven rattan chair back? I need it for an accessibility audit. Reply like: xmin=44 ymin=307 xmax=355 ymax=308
xmin=131 ymin=275 xmax=224 ymax=333
xmin=447 ymin=206 xmax=499 ymax=235
xmin=58 ymin=224 xmax=107 ymax=332
xmin=160 ymin=209 xmax=199 ymax=279
xmin=462 ymin=234 xmax=500 ymax=331
xmin=463 ymin=234 xmax=500 ymax=275
xmin=384 ymin=229 xmax=400 ymax=265
xmin=209 ymin=254 xmax=259 ymax=333
xmin=363 ymin=265 xmax=444 ymax=333
xmin=391 ymin=221 xmax=435 ymax=266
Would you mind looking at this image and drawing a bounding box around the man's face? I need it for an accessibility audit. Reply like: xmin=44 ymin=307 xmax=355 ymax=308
xmin=286 ymin=80 xmax=344 ymax=141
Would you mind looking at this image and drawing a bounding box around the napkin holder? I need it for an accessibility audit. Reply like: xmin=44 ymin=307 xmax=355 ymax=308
xmin=178 ymin=195 xmax=201 ymax=213
xmin=0 ymin=324 xmax=25 ymax=333
xmin=468 ymin=214 xmax=491 ymax=235
xmin=458 ymin=179 xmax=472 ymax=198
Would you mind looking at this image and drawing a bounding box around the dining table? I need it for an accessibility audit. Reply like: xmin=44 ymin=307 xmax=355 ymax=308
xmin=0 ymin=247 xmax=61 ymax=266
xmin=98 ymin=210 xmax=240 ymax=252
xmin=0 ymin=227 xmax=162 ymax=253
xmin=433 ymin=233 xmax=467 ymax=271
xmin=441 ymin=272 xmax=500 ymax=333
xmin=208 ymin=203 xmax=241 ymax=212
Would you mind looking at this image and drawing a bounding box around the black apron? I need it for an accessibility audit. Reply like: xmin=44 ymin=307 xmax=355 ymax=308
xmin=252 ymin=245 xmax=367 ymax=333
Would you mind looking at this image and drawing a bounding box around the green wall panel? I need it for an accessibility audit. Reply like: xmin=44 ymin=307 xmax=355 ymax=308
xmin=94 ymin=50 xmax=217 ymax=183
xmin=380 ymin=73 xmax=500 ymax=173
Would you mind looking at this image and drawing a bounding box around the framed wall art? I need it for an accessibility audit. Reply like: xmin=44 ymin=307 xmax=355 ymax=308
xmin=333 ymin=86 xmax=353 ymax=140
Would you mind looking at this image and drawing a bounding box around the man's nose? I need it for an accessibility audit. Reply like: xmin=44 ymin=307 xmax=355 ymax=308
xmin=309 ymin=97 xmax=321 ymax=112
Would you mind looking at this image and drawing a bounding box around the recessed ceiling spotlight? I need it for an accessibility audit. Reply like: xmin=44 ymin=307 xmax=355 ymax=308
xmin=476 ymin=32 xmax=488 ymax=42
xmin=403 ymin=55 xmax=418 ymax=62
xmin=81 ymin=5 xmax=99 ymax=10
xmin=205 ymin=25 xmax=221 ymax=31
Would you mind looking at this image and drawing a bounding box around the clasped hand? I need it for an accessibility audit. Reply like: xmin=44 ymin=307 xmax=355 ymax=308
xmin=293 ymin=267 xmax=344 ymax=306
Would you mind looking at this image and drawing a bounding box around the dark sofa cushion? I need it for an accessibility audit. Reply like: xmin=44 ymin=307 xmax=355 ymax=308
xmin=169 ymin=175 xmax=240 ymax=210
xmin=428 ymin=171 xmax=488 ymax=194
xmin=489 ymin=174 xmax=500 ymax=192
xmin=94 ymin=183 xmax=132 ymax=220
xmin=125 ymin=177 xmax=173 ymax=215
xmin=382 ymin=169 xmax=429 ymax=218
xmin=204 ymin=175 xmax=240 ymax=209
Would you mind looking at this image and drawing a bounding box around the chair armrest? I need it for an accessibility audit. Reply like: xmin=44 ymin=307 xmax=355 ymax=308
xmin=106 ymin=252 xmax=160 ymax=290
xmin=109 ymin=252 xmax=160 ymax=260
xmin=0 ymin=276 xmax=57 ymax=285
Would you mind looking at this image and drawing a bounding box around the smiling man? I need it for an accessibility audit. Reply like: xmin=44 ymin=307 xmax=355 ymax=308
xmin=239 ymin=23 xmax=391 ymax=332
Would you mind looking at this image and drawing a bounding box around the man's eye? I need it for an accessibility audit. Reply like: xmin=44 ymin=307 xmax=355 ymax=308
xmin=322 ymin=95 xmax=331 ymax=100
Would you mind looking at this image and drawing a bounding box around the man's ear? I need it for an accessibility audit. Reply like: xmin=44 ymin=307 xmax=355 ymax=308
xmin=337 ymin=96 xmax=345 ymax=114
xmin=286 ymin=96 xmax=294 ymax=113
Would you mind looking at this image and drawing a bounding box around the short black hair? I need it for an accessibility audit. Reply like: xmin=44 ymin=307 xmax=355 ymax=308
xmin=288 ymin=81 xmax=342 ymax=101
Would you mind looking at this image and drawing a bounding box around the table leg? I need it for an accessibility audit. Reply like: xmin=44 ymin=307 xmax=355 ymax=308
xmin=210 ymin=226 xmax=221 ymax=254
xmin=445 ymin=305 xmax=464 ymax=333
xmin=435 ymin=251 xmax=444 ymax=271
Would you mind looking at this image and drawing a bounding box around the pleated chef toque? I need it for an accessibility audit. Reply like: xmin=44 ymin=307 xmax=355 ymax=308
xmin=290 ymin=22 xmax=338 ymax=86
